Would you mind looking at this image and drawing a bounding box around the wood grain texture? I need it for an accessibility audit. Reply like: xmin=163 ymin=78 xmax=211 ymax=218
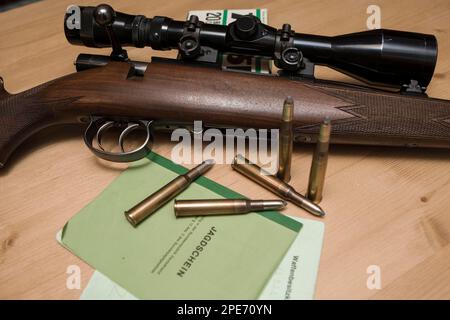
xmin=3 ymin=58 xmax=449 ymax=166
xmin=0 ymin=0 xmax=449 ymax=299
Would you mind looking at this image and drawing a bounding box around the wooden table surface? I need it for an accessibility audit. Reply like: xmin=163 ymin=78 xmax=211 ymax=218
xmin=0 ymin=0 xmax=449 ymax=300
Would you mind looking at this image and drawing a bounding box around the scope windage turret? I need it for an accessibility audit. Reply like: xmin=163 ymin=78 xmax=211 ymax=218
xmin=65 ymin=5 xmax=438 ymax=89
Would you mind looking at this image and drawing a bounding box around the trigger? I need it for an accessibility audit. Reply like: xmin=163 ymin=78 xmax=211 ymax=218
xmin=118 ymin=123 xmax=141 ymax=152
xmin=95 ymin=121 xmax=115 ymax=151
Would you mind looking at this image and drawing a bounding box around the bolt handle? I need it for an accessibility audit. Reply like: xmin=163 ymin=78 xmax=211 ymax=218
xmin=93 ymin=4 xmax=128 ymax=61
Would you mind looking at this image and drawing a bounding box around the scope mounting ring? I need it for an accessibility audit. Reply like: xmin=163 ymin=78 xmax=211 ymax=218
xmin=274 ymin=24 xmax=303 ymax=71
xmin=178 ymin=15 xmax=203 ymax=59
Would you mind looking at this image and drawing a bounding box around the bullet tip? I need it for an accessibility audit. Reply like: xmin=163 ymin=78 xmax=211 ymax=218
xmin=284 ymin=96 xmax=294 ymax=104
xmin=316 ymin=209 xmax=326 ymax=217
xmin=232 ymin=154 xmax=247 ymax=165
xmin=203 ymin=159 xmax=216 ymax=166
xmin=311 ymin=203 xmax=326 ymax=217
xmin=282 ymin=97 xmax=294 ymax=121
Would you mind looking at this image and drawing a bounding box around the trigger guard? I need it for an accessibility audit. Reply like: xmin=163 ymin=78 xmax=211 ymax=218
xmin=84 ymin=117 xmax=154 ymax=163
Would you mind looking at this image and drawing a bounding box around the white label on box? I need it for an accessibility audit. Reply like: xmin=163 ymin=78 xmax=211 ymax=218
xmin=187 ymin=9 xmax=271 ymax=74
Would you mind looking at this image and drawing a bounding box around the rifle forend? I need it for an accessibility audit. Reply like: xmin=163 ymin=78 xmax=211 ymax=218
xmin=1 ymin=59 xmax=450 ymax=168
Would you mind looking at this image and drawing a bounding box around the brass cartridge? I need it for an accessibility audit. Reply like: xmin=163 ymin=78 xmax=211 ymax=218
xmin=277 ymin=97 xmax=294 ymax=182
xmin=174 ymin=199 xmax=287 ymax=217
xmin=125 ymin=159 xmax=215 ymax=226
xmin=307 ymin=119 xmax=331 ymax=203
xmin=232 ymin=155 xmax=325 ymax=217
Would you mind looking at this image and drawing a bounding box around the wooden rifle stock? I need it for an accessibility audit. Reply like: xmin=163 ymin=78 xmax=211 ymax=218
xmin=1 ymin=59 xmax=450 ymax=167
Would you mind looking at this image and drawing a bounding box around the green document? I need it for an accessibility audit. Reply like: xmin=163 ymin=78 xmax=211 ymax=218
xmin=61 ymin=153 xmax=302 ymax=299
xmin=72 ymin=216 xmax=324 ymax=300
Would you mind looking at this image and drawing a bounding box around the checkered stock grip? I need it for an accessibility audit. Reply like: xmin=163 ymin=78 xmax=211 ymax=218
xmin=0 ymin=79 xmax=78 ymax=168
xmin=296 ymin=83 xmax=450 ymax=148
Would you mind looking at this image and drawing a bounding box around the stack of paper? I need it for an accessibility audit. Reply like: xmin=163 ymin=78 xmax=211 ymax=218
xmin=75 ymin=216 xmax=324 ymax=300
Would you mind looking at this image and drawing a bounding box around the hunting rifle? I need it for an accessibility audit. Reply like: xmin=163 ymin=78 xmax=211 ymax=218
xmin=1 ymin=4 xmax=449 ymax=168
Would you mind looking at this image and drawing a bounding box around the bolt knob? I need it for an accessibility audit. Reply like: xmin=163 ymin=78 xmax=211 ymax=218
xmin=94 ymin=4 xmax=116 ymax=26
xmin=234 ymin=15 xmax=258 ymax=40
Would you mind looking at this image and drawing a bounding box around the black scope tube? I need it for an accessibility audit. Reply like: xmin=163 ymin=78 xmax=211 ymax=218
xmin=65 ymin=6 xmax=437 ymax=88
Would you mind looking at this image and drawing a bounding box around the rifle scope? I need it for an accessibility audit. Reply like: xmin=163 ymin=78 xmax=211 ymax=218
xmin=65 ymin=5 xmax=438 ymax=90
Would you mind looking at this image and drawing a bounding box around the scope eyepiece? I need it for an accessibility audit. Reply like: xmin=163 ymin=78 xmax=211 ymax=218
xmin=64 ymin=5 xmax=438 ymax=90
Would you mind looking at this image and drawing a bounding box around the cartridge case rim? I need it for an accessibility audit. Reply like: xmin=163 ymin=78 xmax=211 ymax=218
xmin=124 ymin=210 xmax=138 ymax=227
